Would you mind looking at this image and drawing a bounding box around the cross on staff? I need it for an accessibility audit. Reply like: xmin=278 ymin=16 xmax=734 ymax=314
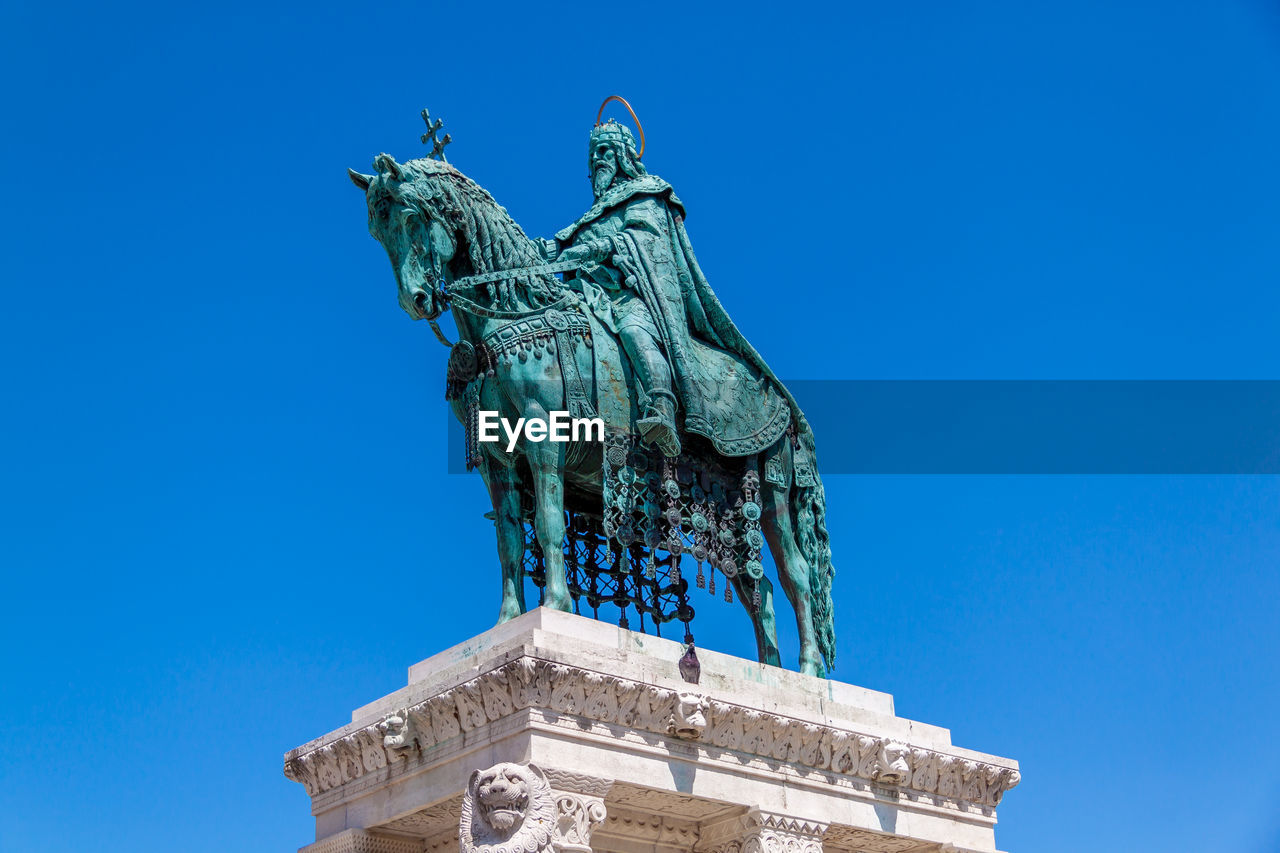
xmin=420 ymin=109 xmax=452 ymax=161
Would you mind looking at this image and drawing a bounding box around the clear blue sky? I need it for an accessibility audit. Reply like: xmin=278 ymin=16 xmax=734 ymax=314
xmin=2 ymin=2 xmax=1279 ymax=851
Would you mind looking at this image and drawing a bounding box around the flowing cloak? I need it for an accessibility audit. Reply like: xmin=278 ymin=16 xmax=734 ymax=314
xmin=555 ymin=174 xmax=808 ymax=457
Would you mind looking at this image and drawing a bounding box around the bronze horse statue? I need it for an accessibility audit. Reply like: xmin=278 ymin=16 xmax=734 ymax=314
xmin=350 ymin=153 xmax=836 ymax=676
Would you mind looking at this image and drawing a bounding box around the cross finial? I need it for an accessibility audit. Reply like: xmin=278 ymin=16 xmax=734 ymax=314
xmin=420 ymin=108 xmax=452 ymax=161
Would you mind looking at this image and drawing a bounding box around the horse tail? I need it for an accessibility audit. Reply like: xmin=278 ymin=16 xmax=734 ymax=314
xmin=791 ymin=424 xmax=837 ymax=672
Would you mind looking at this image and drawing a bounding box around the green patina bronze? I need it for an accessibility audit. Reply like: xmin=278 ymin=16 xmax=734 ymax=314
xmin=350 ymin=101 xmax=836 ymax=676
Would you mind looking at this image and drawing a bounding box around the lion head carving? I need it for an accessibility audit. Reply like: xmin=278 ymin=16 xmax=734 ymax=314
xmin=460 ymin=762 xmax=555 ymax=853
xmin=667 ymin=691 xmax=709 ymax=739
xmin=875 ymin=740 xmax=912 ymax=786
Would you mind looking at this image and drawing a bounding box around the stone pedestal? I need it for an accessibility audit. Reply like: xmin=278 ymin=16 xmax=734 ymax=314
xmin=284 ymin=609 xmax=1020 ymax=853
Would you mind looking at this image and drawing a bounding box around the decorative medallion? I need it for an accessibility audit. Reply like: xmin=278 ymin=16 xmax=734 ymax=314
xmin=544 ymin=308 xmax=570 ymax=331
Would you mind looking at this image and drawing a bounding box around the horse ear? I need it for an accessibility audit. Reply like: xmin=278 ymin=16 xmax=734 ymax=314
xmin=348 ymin=168 xmax=373 ymax=191
xmin=373 ymin=153 xmax=402 ymax=180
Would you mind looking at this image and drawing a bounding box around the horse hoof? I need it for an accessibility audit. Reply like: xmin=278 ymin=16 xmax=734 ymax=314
xmin=544 ymin=594 xmax=573 ymax=614
xmin=799 ymin=658 xmax=826 ymax=678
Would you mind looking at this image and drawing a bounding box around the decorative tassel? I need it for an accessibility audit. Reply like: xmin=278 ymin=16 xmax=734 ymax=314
xmin=725 ymin=583 xmax=733 ymax=603
xmin=463 ymin=381 xmax=482 ymax=471
xmin=696 ymin=563 xmax=705 ymax=589
xmin=708 ymin=570 xmax=716 ymax=596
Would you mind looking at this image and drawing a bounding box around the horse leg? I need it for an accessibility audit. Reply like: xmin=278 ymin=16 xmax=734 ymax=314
xmin=481 ymin=458 xmax=526 ymax=624
xmin=730 ymin=574 xmax=782 ymax=667
xmin=527 ymin=439 xmax=572 ymax=612
xmin=761 ymin=446 xmax=824 ymax=677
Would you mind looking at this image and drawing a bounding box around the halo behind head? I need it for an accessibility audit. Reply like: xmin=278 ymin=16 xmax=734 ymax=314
xmin=594 ymin=95 xmax=645 ymax=158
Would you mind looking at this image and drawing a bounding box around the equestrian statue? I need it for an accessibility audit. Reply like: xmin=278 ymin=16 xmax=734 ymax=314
xmin=349 ymin=98 xmax=836 ymax=676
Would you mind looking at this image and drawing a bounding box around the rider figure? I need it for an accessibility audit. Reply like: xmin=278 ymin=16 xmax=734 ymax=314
xmin=546 ymin=102 xmax=803 ymax=463
xmin=544 ymin=119 xmax=682 ymax=456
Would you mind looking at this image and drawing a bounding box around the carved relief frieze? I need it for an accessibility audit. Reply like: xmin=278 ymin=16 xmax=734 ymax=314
xmin=284 ymin=657 xmax=1020 ymax=810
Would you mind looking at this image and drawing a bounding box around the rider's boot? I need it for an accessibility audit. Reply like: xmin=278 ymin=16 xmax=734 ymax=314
xmin=638 ymin=389 xmax=681 ymax=458
xmin=621 ymin=324 xmax=682 ymax=457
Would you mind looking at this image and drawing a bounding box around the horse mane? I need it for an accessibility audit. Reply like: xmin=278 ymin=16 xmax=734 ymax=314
xmin=388 ymin=158 xmax=561 ymax=309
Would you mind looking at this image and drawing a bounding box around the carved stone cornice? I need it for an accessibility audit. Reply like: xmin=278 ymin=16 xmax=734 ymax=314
xmin=283 ymin=656 xmax=1020 ymax=810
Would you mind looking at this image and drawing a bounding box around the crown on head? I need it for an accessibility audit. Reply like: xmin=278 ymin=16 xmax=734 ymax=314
xmin=590 ymin=120 xmax=636 ymax=151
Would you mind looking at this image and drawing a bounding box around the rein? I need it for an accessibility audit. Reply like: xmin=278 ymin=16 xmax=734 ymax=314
xmin=427 ymin=318 xmax=455 ymax=348
xmin=450 ymin=259 xmax=584 ymax=290
xmin=434 ymin=260 xmax=584 ymax=323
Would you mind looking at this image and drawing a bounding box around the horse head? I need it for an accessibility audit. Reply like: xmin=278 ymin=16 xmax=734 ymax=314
xmin=350 ymin=154 xmax=456 ymax=321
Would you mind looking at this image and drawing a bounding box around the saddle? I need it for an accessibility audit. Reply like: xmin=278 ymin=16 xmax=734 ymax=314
xmin=578 ymin=306 xmax=791 ymax=458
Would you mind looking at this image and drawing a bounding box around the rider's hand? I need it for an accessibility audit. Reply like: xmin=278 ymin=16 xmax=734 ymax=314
xmin=558 ymin=243 xmax=593 ymax=263
xmin=560 ymin=239 xmax=610 ymax=265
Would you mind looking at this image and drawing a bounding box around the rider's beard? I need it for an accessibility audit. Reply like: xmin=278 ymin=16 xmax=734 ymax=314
xmin=592 ymin=160 xmax=616 ymax=197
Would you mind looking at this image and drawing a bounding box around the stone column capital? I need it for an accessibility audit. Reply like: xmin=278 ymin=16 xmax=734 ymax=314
xmin=550 ymin=790 xmax=608 ymax=853
xmin=697 ymin=809 xmax=828 ymax=853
